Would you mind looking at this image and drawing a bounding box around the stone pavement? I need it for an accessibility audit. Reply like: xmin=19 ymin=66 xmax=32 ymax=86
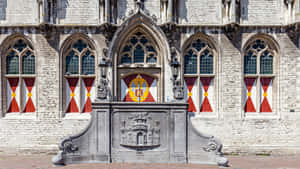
xmin=1 ymin=155 xmax=300 ymax=169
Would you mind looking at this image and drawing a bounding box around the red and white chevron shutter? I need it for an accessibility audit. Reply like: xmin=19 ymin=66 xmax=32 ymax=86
xmin=121 ymin=74 xmax=156 ymax=102
xmin=184 ymin=77 xmax=197 ymax=113
xmin=22 ymin=78 xmax=36 ymax=113
xmin=244 ymin=77 xmax=257 ymax=112
xmin=66 ymin=78 xmax=80 ymax=113
xmin=260 ymin=78 xmax=272 ymax=112
xmin=7 ymin=78 xmax=20 ymax=113
xmin=200 ymin=77 xmax=213 ymax=112
xmin=81 ymin=78 xmax=95 ymax=113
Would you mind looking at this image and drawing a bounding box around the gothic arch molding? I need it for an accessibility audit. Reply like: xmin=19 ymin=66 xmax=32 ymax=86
xmin=108 ymin=12 xmax=171 ymax=101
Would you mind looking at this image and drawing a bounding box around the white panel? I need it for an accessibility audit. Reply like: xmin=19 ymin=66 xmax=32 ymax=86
xmin=6 ymin=79 xmax=12 ymax=108
xmin=121 ymin=79 xmax=128 ymax=101
xmin=74 ymin=79 xmax=80 ymax=111
xmin=22 ymin=79 xmax=28 ymax=111
xmin=192 ymin=79 xmax=198 ymax=112
xmin=149 ymin=79 xmax=157 ymax=101
xmin=65 ymin=79 xmax=72 ymax=108
xmin=207 ymin=79 xmax=214 ymax=111
xmin=81 ymin=79 xmax=87 ymax=112
xmin=251 ymin=79 xmax=257 ymax=110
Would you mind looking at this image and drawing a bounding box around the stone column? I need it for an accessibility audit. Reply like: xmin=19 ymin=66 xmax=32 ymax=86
xmin=105 ymin=0 xmax=110 ymax=23
xmin=167 ymin=0 xmax=173 ymax=22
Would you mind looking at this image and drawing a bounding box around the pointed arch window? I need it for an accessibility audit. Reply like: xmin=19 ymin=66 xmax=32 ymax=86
xmin=4 ymin=38 xmax=36 ymax=113
xmin=120 ymin=31 xmax=158 ymax=65
xmin=63 ymin=39 xmax=96 ymax=113
xmin=183 ymin=37 xmax=215 ymax=114
xmin=244 ymin=38 xmax=276 ymax=113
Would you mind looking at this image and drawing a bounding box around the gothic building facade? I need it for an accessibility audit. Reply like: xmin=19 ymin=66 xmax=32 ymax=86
xmin=0 ymin=0 xmax=300 ymax=155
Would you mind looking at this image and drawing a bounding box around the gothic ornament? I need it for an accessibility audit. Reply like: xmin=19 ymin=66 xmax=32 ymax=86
xmin=97 ymin=49 xmax=110 ymax=100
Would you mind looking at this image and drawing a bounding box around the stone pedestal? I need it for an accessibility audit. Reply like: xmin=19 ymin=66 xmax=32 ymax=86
xmin=52 ymin=102 xmax=228 ymax=166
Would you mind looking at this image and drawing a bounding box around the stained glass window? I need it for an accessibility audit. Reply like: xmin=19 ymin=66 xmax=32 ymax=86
xmin=244 ymin=39 xmax=274 ymax=75
xmin=6 ymin=51 xmax=19 ymax=74
xmin=5 ymin=38 xmax=36 ymax=113
xmin=13 ymin=39 xmax=27 ymax=52
xmin=243 ymin=38 xmax=276 ymax=113
xmin=120 ymin=31 xmax=157 ymax=64
xmin=244 ymin=51 xmax=257 ymax=74
xmin=22 ymin=51 xmax=35 ymax=74
xmin=81 ymin=50 xmax=95 ymax=75
xmin=200 ymin=50 xmax=213 ymax=74
xmin=64 ymin=38 xmax=96 ymax=113
xmin=184 ymin=50 xmax=197 ymax=74
xmin=260 ymin=50 xmax=273 ymax=74
xmin=66 ymin=51 xmax=79 ymax=74
xmin=183 ymin=37 xmax=216 ymax=114
xmin=183 ymin=38 xmax=214 ymax=74
xmin=73 ymin=39 xmax=87 ymax=52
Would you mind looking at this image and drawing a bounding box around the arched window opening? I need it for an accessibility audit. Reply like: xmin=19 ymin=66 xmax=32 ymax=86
xmin=183 ymin=37 xmax=215 ymax=114
xmin=63 ymin=38 xmax=96 ymax=113
xmin=119 ymin=31 xmax=158 ymax=65
xmin=243 ymin=38 xmax=276 ymax=113
xmin=4 ymin=38 xmax=36 ymax=113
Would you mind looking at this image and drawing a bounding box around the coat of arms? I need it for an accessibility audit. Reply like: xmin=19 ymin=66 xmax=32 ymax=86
xmin=120 ymin=113 xmax=160 ymax=148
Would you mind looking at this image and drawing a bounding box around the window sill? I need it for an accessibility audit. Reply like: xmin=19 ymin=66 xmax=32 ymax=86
xmin=3 ymin=113 xmax=36 ymax=119
xmin=190 ymin=112 xmax=218 ymax=119
xmin=63 ymin=113 xmax=91 ymax=120
xmin=243 ymin=112 xmax=279 ymax=120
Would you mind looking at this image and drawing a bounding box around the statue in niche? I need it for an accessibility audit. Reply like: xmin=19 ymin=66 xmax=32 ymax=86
xmin=99 ymin=0 xmax=105 ymax=23
xmin=37 ymin=0 xmax=44 ymax=23
xmin=134 ymin=0 xmax=145 ymax=11
xmin=222 ymin=0 xmax=239 ymax=23
xmin=285 ymin=0 xmax=295 ymax=23
xmin=161 ymin=0 xmax=168 ymax=22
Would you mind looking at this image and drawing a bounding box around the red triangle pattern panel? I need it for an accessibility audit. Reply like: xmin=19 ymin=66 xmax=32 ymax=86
xmin=123 ymin=74 xmax=155 ymax=102
xmin=200 ymin=77 xmax=213 ymax=112
xmin=184 ymin=77 xmax=197 ymax=112
xmin=260 ymin=78 xmax=272 ymax=112
xmin=66 ymin=78 xmax=79 ymax=113
xmin=244 ymin=77 xmax=256 ymax=112
xmin=23 ymin=78 xmax=35 ymax=113
xmin=82 ymin=78 xmax=95 ymax=113
xmin=7 ymin=78 xmax=20 ymax=113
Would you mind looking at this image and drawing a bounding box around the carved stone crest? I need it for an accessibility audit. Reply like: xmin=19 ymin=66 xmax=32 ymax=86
xmin=120 ymin=113 xmax=160 ymax=148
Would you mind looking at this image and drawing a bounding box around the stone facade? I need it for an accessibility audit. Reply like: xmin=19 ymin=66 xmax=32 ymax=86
xmin=0 ymin=0 xmax=300 ymax=156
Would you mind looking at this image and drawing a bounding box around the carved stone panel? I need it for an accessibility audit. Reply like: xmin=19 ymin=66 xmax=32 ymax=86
xmin=111 ymin=111 xmax=170 ymax=163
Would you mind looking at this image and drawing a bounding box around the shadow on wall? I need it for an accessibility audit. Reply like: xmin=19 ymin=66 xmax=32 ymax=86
xmin=0 ymin=0 xmax=7 ymax=20
xmin=241 ymin=0 xmax=248 ymax=21
xmin=58 ymin=0 xmax=69 ymax=19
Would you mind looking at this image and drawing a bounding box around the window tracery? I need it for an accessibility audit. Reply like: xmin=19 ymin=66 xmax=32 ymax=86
xmin=4 ymin=38 xmax=36 ymax=113
xmin=243 ymin=38 xmax=276 ymax=113
xmin=63 ymin=38 xmax=96 ymax=113
xmin=120 ymin=31 xmax=158 ymax=65
xmin=183 ymin=37 xmax=215 ymax=114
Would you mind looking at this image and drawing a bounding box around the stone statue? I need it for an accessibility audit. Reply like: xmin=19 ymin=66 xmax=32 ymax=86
xmin=223 ymin=0 xmax=240 ymax=23
xmin=37 ymin=0 xmax=44 ymax=24
xmin=161 ymin=0 xmax=168 ymax=22
xmin=285 ymin=0 xmax=295 ymax=23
